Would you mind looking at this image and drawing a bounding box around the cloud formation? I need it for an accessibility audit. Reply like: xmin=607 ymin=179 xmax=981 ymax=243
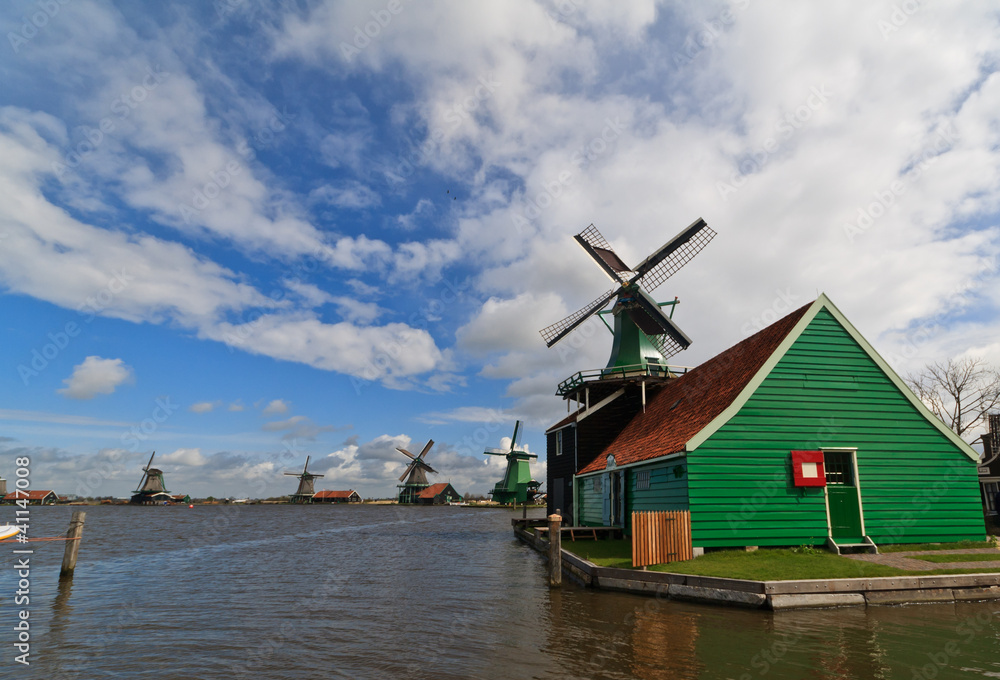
xmin=57 ymin=356 xmax=134 ymax=400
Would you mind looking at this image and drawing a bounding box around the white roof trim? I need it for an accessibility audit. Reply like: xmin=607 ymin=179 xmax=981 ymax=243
xmin=684 ymin=293 xmax=980 ymax=462
xmin=576 ymin=451 xmax=686 ymax=478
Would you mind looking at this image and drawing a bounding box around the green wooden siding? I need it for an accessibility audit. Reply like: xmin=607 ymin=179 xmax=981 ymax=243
xmin=577 ymin=476 xmax=604 ymax=526
xmin=627 ymin=461 xmax=689 ymax=515
xmin=576 ymin=462 xmax=690 ymax=528
xmin=687 ymin=309 xmax=985 ymax=548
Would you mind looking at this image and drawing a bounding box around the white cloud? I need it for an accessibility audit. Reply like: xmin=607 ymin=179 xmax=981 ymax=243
xmin=189 ymin=401 xmax=220 ymax=414
xmin=262 ymin=415 xmax=306 ymax=431
xmin=330 ymin=296 xmax=383 ymax=324
xmin=206 ymin=315 xmax=446 ymax=389
xmin=228 ymin=401 xmax=245 ymax=412
xmin=261 ymin=399 xmax=289 ymax=415
xmin=310 ymin=180 xmax=380 ymax=209
xmin=57 ymin=356 xmax=134 ymax=400
xmin=262 ymin=415 xmax=335 ymax=441
xmin=160 ymin=448 xmax=208 ymax=466
xmin=395 ymin=198 xmax=434 ymax=231
xmin=418 ymin=406 xmax=508 ymax=425
xmin=270 ymin=0 xmax=1000 ymax=415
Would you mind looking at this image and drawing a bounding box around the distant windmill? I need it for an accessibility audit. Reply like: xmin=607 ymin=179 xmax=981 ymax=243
xmin=483 ymin=421 xmax=540 ymax=506
xmin=540 ymin=219 xmax=716 ymax=370
xmin=285 ymin=456 xmax=323 ymax=504
xmin=396 ymin=440 xmax=437 ymax=504
xmin=130 ymin=452 xmax=169 ymax=505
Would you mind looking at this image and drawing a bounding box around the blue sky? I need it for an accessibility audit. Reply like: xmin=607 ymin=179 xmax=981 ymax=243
xmin=1 ymin=1 xmax=999 ymax=499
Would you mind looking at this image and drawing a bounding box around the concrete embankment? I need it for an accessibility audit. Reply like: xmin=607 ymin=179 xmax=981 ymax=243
xmin=513 ymin=523 xmax=1000 ymax=610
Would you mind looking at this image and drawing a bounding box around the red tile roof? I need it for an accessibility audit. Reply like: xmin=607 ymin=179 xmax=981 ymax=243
xmin=578 ymin=302 xmax=811 ymax=474
xmin=417 ymin=483 xmax=453 ymax=499
xmin=314 ymin=490 xmax=358 ymax=499
xmin=3 ymin=490 xmax=57 ymax=501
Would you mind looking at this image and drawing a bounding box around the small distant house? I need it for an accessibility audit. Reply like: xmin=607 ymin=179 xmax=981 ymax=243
xmin=979 ymin=414 xmax=1000 ymax=515
xmin=548 ymin=295 xmax=986 ymax=551
xmin=313 ymin=490 xmax=362 ymax=503
xmin=171 ymin=494 xmax=192 ymax=504
xmin=3 ymin=490 xmax=58 ymax=505
xmin=415 ymin=483 xmax=463 ymax=505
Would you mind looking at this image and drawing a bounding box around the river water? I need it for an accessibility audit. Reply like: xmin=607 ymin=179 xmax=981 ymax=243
xmin=4 ymin=505 xmax=999 ymax=679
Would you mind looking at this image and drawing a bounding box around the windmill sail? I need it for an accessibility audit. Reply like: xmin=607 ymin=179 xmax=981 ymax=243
xmin=630 ymin=219 xmax=716 ymax=293
xmin=538 ymin=218 xmax=715 ymax=369
xmin=285 ymin=456 xmax=323 ymax=500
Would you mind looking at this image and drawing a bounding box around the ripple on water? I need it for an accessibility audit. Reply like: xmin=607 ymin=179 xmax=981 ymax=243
xmin=9 ymin=506 xmax=1000 ymax=680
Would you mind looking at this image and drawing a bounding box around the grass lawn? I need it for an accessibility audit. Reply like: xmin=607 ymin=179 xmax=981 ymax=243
xmin=879 ymin=539 xmax=997 ymax=553
xmin=912 ymin=552 xmax=1000 ymax=564
xmin=561 ymin=540 xmax=1000 ymax=581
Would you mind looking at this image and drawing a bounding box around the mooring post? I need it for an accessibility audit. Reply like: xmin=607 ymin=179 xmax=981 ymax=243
xmin=59 ymin=511 xmax=85 ymax=581
xmin=548 ymin=511 xmax=562 ymax=587
xmin=522 ymin=501 xmax=527 ymax=520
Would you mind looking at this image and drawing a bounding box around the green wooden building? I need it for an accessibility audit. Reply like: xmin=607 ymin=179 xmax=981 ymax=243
xmin=550 ymin=294 xmax=986 ymax=552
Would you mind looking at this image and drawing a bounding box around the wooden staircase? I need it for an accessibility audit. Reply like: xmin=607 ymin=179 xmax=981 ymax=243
xmin=826 ymin=535 xmax=878 ymax=555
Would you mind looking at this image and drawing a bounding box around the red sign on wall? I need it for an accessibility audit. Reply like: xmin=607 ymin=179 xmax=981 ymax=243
xmin=791 ymin=450 xmax=826 ymax=487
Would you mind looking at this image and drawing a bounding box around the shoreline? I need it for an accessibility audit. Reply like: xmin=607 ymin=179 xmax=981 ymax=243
xmin=513 ymin=522 xmax=1000 ymax=610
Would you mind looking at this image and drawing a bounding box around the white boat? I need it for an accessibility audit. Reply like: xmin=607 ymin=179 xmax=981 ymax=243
xmin=0 ymin=525 xmax=21 ymax=540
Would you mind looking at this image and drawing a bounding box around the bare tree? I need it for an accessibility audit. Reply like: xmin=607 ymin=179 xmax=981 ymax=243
xmin=905 ymin=357 xmax=1000 ymax=439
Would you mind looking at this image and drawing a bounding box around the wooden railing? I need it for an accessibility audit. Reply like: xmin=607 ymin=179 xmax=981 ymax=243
xmin=632 ymin=510 xmax=693 ymax=567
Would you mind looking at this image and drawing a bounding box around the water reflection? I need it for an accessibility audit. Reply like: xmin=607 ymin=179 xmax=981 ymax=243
xmin=10 ymin=506 xmax=1000 ymax=680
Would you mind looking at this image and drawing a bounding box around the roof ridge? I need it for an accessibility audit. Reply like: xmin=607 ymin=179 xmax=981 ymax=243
xmin=578 ymin=299 xmax=813 ymax=474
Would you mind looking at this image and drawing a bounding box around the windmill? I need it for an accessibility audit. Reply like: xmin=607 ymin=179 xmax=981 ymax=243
xmin=129 ymin=452 xmax=169 ymax=505
xmin=540 ymin=218 xmax=716 ymax=372
xmin=396 ymin=440 xmax=437 ymax=504
xmin=483 ymin=421 xmax=540 ymax=506
xmin=285 ymin=456 xmax=323 ymax=504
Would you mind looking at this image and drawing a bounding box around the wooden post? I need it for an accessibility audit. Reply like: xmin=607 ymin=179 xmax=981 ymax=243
xmin=522 ymin=501 xmax=527 ymax=519
xmin=59 ymin=511 xmax=85 ymax=581
xmin=548 ymin=511 xmax=562 ymax=587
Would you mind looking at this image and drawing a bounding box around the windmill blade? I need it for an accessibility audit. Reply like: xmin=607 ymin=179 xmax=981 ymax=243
xmin=399 ymin=460 xmax=417 ymax=482
xmin=510 ymin=421 xmax=521 ymax=451
xmin=629 ymin=218 xmax=716 ymax=293
xmin=418 ymin=439 xmax=434 ymax=459
xmin=145 ymin=451 xmax=156 ymax=471
xmin=644 ymin=332 xmax=687 ymax=361
xmin=483 ymin=448 xmax=508 ymax=455
xmin=419 ymin=461 xmax=438 ymax=474
xmin=396 ymin=447 xmax=416 ymax=460
xmin=626 ymin=288 xmax=692 ymax=351
xmin=539 ymin=288 xmax=618 ymax=347
xmin=574 ymin=225 xmax=635 ymax=283
xmin=303 ymin=456 xmax=311 ymax=475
